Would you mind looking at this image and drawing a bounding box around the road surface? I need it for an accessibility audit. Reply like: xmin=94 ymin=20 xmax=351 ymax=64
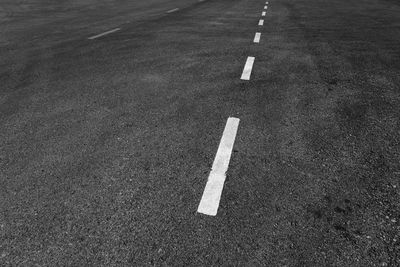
xmin=1 ymin=0 xmax=400 ymax=265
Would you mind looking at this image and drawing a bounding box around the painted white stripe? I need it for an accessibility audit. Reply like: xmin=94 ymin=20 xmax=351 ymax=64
xmin=258 ymin=19 xmax=264 ymax=26
xmin=88 ymin=28 xmax=120 ymax=40
xmin=264 ymin=5 xmax=268 ymax=9
xmin=167 ymin=8 xmax=179 ymax=13
xmin=266 ymin=1 xmax=269 ymax=4
xmin=197 ymin=117 xmax=240 ymax=216
xmin=240 ymin=56 xmax=255 ymax=80
xmin=262 ymin=11 xmax=266 ymax=16
xmin=254 ymin=32 xmax=261 ymax=43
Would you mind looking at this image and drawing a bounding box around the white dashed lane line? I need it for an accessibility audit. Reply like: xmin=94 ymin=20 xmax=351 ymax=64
xmin=166 ymin=8 xmax=179 ymax=13
xmin=88 ymin=28 xmax=121 ymax=40
xmin=197 ymin=117 xmax=240 ymax=216
xmin=262 ymin=11 xmax=266 ymax=16
xmin=254 ymin=32 xmax=261 ymax=43
xmin=240 ymin=56 xmax=255 ymax=80
xmin=264 ymin=5 xmax=268 ymax=9
xmin=258 ymin=19 xmax=264 ymax=26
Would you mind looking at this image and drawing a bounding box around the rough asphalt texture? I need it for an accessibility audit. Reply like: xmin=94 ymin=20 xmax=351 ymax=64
xmin=1 ymin=0 xmax=400 ymax=265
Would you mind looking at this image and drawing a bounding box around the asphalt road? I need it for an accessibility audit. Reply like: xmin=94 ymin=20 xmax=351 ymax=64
xmin=1 ymin=0 xmax=400 ymax=265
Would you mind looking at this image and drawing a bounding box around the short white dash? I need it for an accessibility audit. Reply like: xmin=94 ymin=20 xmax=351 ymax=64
xmin=254 ymin=32 xmax=261 ymax=43
xmin=240 ymin=56 xmax=255 ymax=80
xmin=88 ymin=28 xmax=120 ymax=40
xmin=197 ymin=117 xmax=240 ymax=216
xmin=262 ymin=11 xmax=266 ymax=16
xmin=258 ymin=19 xmax=264 ymax=26
xmin=266 ymin=1 xmax=269 ymax=4
xmin=167 ymin=8 xmax=179 ymax=13
xmin=264 ymin=5 xmax=268 ymax=9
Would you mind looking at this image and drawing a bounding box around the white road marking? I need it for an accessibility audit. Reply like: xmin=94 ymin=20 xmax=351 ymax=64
xmin=266 ymin=1 xmax=269 ymax=4
xmin=167 ymin=8 xmax=179 ymax=13
xmin=262 ymin=11 xmax=266 ymax=16
xmin=197 ymin=117 xmax=240 ymax=216
xmin=240 ymin=56 xmax=255 ymax=80
xmin=264 ymin=5 xmax=268 ymax=9
xmin=254 ymin=32 xmax=261 ymax=43
xmin=88 ymin=28 xmax=121 ymax=40
xmin=258 ymin=19 xmax=264 ymax=26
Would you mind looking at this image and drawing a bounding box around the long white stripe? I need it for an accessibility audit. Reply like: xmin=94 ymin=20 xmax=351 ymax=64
xmin=262 ymin=11 xmax=266 ymax=16
xmin=88 ymin=28 xmax=120 ymax=40
xmin=197 ymin=117 xmax=240 ymax=216
xmin=167 ymin=8 xmax=179 ymax=13
xmin=240 ymin=56 xmax=255 ymax=80
xmin=254 ymin=32 xmax=261 ymax=43
xmin=258 ymin=19 xmax=264 ymax=26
